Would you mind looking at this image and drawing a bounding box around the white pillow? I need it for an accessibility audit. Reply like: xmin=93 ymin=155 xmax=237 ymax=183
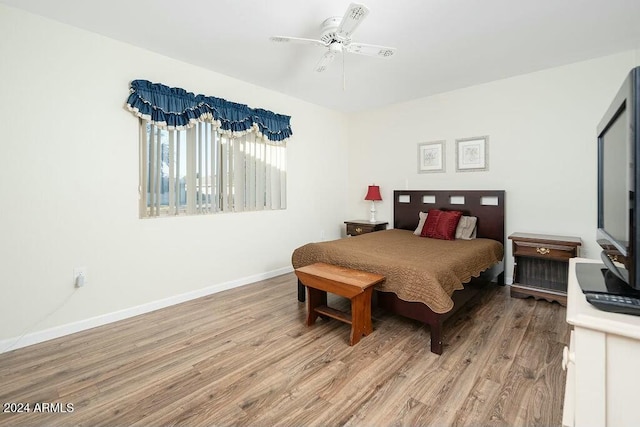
xmin=413 ymin=211 xmax=428 ymax=235
xmin=455 ymin=216 xmax=478 ymax=240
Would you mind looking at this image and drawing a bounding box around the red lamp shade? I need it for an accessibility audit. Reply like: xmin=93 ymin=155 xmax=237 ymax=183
xmin=364 ymin=185 xmax=382 ymax=201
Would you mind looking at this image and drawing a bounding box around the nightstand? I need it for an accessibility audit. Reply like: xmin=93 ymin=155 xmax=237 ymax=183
xmin=508 ymin=232 xmax=582 ymax=306
xmin=344 ymin=220 xmax=388 ymax=236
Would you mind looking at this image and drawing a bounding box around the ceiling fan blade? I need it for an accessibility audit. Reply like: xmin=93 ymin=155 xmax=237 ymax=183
xmin=345 ymin=42 xmax=396 ymax=58
xmin=315 ymin=50 xmax=337 ymax=72
xmin=270 ymin=36 xmax=327 ymax=48
xmin=336 ymin=3 xmax=370 ymax=41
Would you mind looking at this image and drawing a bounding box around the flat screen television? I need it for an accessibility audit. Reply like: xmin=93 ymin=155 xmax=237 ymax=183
xmin=597 ymin=66 xmax=640 ymax=292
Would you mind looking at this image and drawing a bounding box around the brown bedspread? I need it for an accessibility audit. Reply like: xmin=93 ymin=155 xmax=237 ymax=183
xmin=292 ymin=229 xmax=504 ymax=314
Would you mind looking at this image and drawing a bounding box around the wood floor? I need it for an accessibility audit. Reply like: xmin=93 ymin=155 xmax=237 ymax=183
xmin=0 ymin=273 xmax=570 ymax=426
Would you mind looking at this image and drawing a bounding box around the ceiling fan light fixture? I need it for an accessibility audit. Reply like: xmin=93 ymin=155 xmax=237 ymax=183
xmin=329 ymin=42 xmax=343 ymax=53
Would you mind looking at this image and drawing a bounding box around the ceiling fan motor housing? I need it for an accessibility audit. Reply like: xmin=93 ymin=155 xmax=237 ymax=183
xmin=320 ymin=17 xmax=342 ymax=43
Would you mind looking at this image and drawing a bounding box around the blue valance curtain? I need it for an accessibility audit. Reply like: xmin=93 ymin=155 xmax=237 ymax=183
xmin=125 ymin=80 xmax=292 ymax=143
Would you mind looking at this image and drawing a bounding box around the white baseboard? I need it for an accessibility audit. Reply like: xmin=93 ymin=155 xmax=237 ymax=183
xmin=0 ymin=266 xmax=293 ymax=354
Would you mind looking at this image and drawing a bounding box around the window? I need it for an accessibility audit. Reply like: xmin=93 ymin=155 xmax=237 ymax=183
xmin=139 ymin=120 xmax=286 ymax=218
xmin=127 ymin=80 xmax=292 ymax=217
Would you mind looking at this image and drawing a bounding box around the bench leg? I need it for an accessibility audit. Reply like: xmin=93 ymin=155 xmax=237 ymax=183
xmin=306 ymin=287 xmax=327 ymax=326
xmin=349 ymin=288 xmax=374 ymax=346
xmin=297 ymin=279 xmax=306 ymax=302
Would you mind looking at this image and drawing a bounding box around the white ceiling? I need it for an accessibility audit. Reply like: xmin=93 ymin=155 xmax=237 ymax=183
xmin=2 ymin=0 xmax=640 ymax=112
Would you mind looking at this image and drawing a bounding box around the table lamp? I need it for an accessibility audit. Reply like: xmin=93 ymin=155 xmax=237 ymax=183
xmin=364 ymin=185 xmax=382 ymax=223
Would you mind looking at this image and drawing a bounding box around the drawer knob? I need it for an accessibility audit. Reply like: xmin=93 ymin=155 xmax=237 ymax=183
xmin=355 ymin=227 xmax=363 ymax=233
xmin=536 ymin=247 xmax=550 ymax=255
xmin=562 ymin=346 xmax=575 ymax=371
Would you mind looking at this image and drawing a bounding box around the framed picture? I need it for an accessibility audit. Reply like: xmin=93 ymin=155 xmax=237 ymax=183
xmin=455 ymin=136 xmax=489 ymax=172
xmin=417 ymin=140 xmax=445 ymax=173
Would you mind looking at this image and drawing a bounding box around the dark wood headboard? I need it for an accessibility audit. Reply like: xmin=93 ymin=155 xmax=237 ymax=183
xmin=393 ymin=190 xmax=506 ymax=246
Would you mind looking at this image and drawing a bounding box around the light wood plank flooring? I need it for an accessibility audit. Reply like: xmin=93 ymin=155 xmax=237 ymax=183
xmin=0 ymin=273 xmax=570 ymax=426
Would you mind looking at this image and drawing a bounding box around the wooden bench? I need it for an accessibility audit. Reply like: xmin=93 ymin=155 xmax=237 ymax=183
xmin=294 ymin=263 xmax=385 ymax=346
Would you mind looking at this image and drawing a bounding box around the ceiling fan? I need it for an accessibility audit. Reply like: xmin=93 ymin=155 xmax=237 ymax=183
xmin=270 ymin=2 xmax=396 ymax=73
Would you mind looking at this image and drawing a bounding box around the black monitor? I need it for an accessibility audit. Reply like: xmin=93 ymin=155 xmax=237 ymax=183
xmin=597 ymin=66 xmax=640 ymax=291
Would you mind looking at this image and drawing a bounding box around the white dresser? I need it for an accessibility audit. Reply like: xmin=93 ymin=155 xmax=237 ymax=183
xmin=563 ymin=258 xmax=640 ymax=427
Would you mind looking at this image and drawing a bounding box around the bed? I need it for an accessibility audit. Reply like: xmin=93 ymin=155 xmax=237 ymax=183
xmin=292 ymin=190 xmax=505 ymax=354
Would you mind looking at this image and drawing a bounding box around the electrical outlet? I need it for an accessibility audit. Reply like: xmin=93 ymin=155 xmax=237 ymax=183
xmin=73 ymin=267 xmax=88 ymax=288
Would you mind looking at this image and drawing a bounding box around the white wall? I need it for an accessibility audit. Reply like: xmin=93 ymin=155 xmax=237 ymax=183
xmin=0 ymin=5 xmax=348 ymax=348
xmin=347 ymin=51 xmax=640 ymax=282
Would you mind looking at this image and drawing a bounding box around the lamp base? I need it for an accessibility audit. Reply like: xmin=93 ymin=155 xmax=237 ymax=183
xmin=369 ymin=201 xmax=377 ymax=223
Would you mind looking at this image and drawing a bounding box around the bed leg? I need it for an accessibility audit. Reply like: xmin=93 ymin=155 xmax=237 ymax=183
xmin=430 ymin=320 xmax=443 ymax=355
xmin=297 ymin=279 xmax=306 ymax=302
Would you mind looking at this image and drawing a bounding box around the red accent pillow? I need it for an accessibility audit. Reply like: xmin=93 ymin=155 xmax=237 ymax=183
xmin=420 ymin=209 xmax=463 ymax=240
